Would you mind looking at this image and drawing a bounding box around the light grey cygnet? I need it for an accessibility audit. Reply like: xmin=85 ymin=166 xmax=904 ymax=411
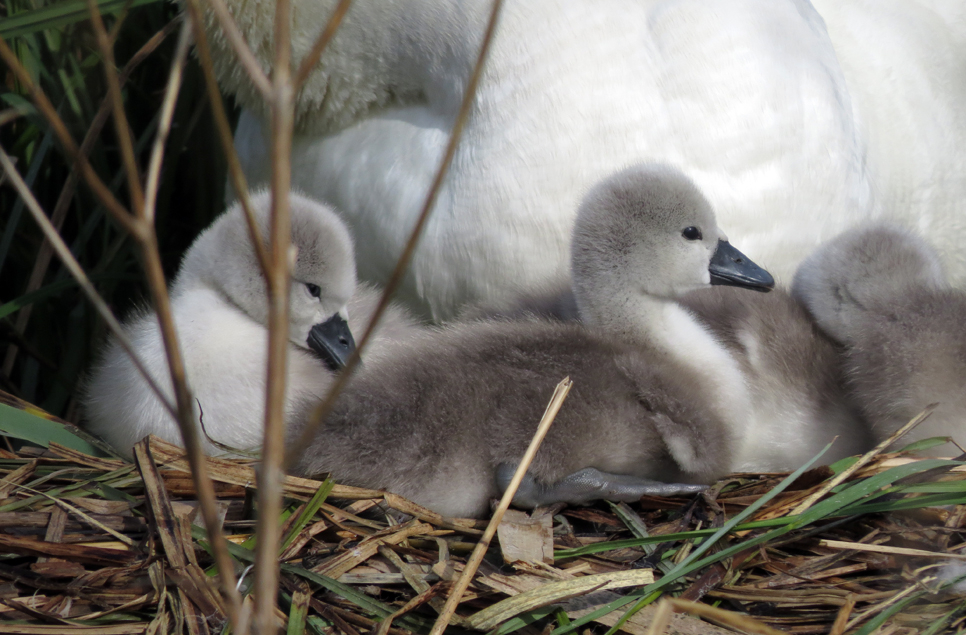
xmin=84 ymin=190 xmax=418 ymax=458
xmin=792 ymin=224 xmax=966 ymax=455
xmin=289 ymin=164 xmax=775 ymax=518
xmin=677 ymin=286 xmax=874 ymax=470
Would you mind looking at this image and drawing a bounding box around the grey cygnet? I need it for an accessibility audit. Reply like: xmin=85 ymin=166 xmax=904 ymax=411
xmin=84 ymin=190 xmax=418 ymax=457
xmin=793 ymin=224 xmax=966 ymax=455
xmin=289 ymin=164 xmax=774 ymax=517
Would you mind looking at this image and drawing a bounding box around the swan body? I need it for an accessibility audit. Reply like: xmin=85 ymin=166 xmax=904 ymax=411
xmin=289 ymin=164 xmax=775 ymax=517
xmin=810 ymin=0 xmax=966 ymax=284
xmin=792 ymin=224 xmax=966 ymax=455
xmin=207 ymin=0 xmax=896 ymax=319
xmin=84 ymin=191 xmax=417 ymax=457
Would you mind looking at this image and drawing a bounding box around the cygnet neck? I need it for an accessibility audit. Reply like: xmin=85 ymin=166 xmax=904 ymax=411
xmin=577 ymin=285 xmax=680 ymax=350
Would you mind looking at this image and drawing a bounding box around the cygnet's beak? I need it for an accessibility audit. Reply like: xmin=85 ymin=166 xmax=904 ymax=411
xmin=709 ymin=240 xmax=774 ymax=292
xmin=307 ymin=313 xmax=357 ymax=371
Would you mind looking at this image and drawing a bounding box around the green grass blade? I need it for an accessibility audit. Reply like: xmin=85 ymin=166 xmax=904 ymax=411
xmin=851 ymin=591 xmax=924 ymax=635
xmin=280 ymin=478 xmax=334 ymax=553
xmin=790 ymin=459 xmax=960 ymax=528
xmin=0 ymin=273 xmax=132 ymax=319
xmin=0 ymin=0 xmax=162 ymax=40
xmin=0 ymin=401 xmax=108 ymax=456
xmin=0 ymin=124 xmax=52 ymax=274
xmin=896 ymin=436 xmax=954 ymax=453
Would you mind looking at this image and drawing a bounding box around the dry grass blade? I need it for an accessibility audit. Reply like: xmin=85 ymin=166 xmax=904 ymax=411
xmin=10 ymin=482 xmax=134 ymax=546
xmin=429 ymin=376 xmax=572 ymax=635
xmin=467 ymin=570 xmax=654 ymax=631
xmin=668 ymin=598 xmax=789 ymax=635
xmin=791 ymin=404 xmax=937 ymax=515
xmin=819 ymin=539 xmax=966 ymax=559
xmin=287 ymin=0 xmax=507 ymax=468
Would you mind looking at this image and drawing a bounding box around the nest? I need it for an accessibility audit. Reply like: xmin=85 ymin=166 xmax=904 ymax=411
xmin=0 ymin=390 xmax=964 ymax=635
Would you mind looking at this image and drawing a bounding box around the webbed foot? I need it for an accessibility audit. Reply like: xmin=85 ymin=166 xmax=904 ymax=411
xmin=496 ymin=464 xmax=708 ymax=508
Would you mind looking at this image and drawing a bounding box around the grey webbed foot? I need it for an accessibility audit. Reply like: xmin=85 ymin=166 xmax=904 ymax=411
xmin=496 ymin=464 xmax=708 ymax=508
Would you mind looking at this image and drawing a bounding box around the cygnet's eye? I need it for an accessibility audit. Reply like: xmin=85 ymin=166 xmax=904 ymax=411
xmin=305 ymin=283 xmax=322 ymax=299
xmin=681 ymin=226 xmax=702 ymax=241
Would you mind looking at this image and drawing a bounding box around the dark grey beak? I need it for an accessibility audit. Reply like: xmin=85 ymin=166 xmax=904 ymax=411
xmin=709 ymin=239 xmax=774 ymax=292
xmin=307 ymin=313 xmax=356 ymax=371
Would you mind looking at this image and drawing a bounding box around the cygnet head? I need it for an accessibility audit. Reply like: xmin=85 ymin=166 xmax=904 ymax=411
xmin=791 ymin=224 xmax=947 ymax=343
xmin=571 ymin=164 xmax=773 ymax=326
xmin=177 ymin=190 xmax=358 ymax=368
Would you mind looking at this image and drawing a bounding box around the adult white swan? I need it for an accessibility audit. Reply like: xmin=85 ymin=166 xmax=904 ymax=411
xmin=203 ymin=0 xmax=964 ymax=319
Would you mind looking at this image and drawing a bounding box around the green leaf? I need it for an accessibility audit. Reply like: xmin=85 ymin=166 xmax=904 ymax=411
xmin=0 ymin=277 xmax=79 ymax=320
xmin=0 ymin=401 xmax=108 ymax=456
xmin=281 ymin=479 xmax=334 ymax=553
xmin=0 ymin=0 xmax=163 ymax=40
xmin=897 ymin=436 xmax=953 ymax=453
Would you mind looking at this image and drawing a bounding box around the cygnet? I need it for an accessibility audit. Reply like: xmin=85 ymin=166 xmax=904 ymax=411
xmin=84 ymin=191 xmax=418 ymax=457
xmin=792 ymin=224 xmax=966 ymax=455
xmin=289 ymin=164 xmax=775 ymax=518
xmin=677 ymin=287 xmax=873 ymax=470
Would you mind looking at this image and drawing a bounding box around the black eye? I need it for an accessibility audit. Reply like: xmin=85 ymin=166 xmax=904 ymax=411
xmin=306 ymin=283 xmax=322 ymax=298
xmin=682 ymin=226 xmax=702 ymax=241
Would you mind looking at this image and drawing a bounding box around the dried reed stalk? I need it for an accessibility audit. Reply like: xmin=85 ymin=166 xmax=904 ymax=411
xmin=84 ymin=4 xmax=246 ymax=628
xmin=252 ymin=0 xmax=295 ymax=629
xmin=286 ymin=0 xmax=506 ymax=467
xmin=294 ymin=0 xmax=353 ymax=89
xmin=428 ymin=377 xmax=573 ymax=635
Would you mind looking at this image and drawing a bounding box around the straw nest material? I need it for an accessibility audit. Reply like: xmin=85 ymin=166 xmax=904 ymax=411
xmin=0 ymin=389 xmax=964 ymax=635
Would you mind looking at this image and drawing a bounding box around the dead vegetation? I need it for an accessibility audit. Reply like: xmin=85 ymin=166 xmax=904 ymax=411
xmin=0 ymin=390 xmax=963 ymax=635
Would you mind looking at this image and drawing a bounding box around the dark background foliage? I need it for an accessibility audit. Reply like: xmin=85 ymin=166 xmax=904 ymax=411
xmin=0 ymin=0 xmax=239 ymax=420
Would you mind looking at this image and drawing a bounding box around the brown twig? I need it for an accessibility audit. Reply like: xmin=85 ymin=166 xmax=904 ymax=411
xmin=143 ymin=20 xmax=193 ymax=224
xmin=428 ymin=377 xmax=572 ymax=635
xmin=286 ymin=0 xmax=505 ymax=467
xmin=82 ymin=7 xmax=247 ymax=627
xmin=252 ymin=0 xmax=295 ymax=629
xmin=182 ymin=0 xmax=270 ymax=277
xmin=293 ymin=0 xmax=352 ymax=90
xmin=85 ymin=0 xmax=145 ymax=216
xmin=199 ymin=0 xmax=272 ymax=99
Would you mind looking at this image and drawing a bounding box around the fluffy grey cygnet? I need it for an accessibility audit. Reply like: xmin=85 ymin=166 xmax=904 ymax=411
xmin=678 ymin=287 xmax=874 ymax=470
xmin=84 ymin=190 xmax=418 ymax=458
xmin=289 ymin=164 xmax=775 ymax=518
xmin=792 ymin=224 xmax=966 ymax=455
